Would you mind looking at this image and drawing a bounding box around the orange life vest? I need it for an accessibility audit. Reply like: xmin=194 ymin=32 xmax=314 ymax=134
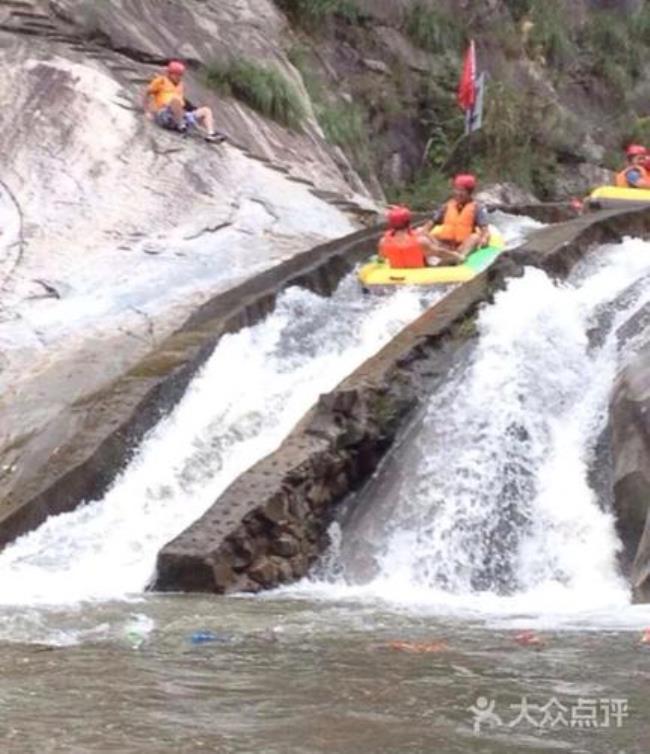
xmin=616 ymin=165 xmax=649 ymax=188
xmin=432 ymin=200 xmax=477 ymax=245
xmin=379 ymin=230 xmax=426 ymax=269
xmin=147 ymin=75 xmax=185 ymax=111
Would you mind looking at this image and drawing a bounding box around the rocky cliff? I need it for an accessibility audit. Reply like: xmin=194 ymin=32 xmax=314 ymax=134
xmin=0 ymin=0 xmax=377 ymax=513
xmin=610 ymin=345 xmax=650 ymax=602
xmin=274 ymin=0 xmax=649 ymax=204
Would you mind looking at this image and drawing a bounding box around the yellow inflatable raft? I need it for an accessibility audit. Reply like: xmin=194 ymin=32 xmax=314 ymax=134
xmin=588 ymin=186 xmax=650 ymax=208
xmin=358 ymin=228 xmax=505 ymax=287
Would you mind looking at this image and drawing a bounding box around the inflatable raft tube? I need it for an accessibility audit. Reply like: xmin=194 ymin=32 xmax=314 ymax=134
xmin=588 ymin=185 xmax=650 ymax=209
xmin=358 ymin=228 xmax=505 ymax=287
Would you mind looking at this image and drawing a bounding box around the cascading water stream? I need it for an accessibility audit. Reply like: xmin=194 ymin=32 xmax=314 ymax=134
xmin=0 ymin=278 xmax=437 ymax=605
xmin=294 ymin=238 xmax=650 ymax=624
xmin=0 ymin=212 xmax=538 ymax=608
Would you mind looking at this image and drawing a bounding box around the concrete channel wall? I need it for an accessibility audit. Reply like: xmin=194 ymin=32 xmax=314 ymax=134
xmin=153 ymin=205 xmax=650 ymax=593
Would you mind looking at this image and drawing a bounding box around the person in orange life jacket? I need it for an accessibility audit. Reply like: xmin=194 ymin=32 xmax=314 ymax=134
xmin=378 ymin=206 xmax=438 ymax=268
xmin=144 ymin=60 xmax=225 ymax=143
xmin=615 ymin=144 xmax=650 ymax=188
xmin=423 ymin=174 xmax=490 ymax=265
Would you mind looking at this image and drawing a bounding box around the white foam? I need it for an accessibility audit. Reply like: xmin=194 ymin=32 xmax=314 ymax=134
xmin=0 ymin=277 xmax=435 ymax=605
xmin=290 ymin=239 xmax=650 ymax=630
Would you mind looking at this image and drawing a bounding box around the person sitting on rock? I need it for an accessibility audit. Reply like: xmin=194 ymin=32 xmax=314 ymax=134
xmin=144 ymin=60 xmax=225 ymax=143
xmin=615 ymin=145 xmax=650 ymax=189
xmin=422 ymin=174 xmax=490 ymax=265
xmin=379 ymin=206 xmax=439 ymax=268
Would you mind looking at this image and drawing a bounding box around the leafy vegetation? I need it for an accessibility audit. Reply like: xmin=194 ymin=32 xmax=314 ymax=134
xmin=478 ymin=80 xmax=560 ymax=197
xmin=580 ymin=11 xmax=643 ymax=98
xmin=504 ymin=0 xmax=535 ymax=23
xmin=404 ymin=3 xmax=465 ymax=55
xmin=278 ymin=0 xmax=650 ymax=201
xmin=386 ymin=167 xmax=450 ymax=211
xmin=289 ymin=45 xmax=371 ymax=175
xmin=625 ymin=117 xmax=650 ymax=150
xmin=524 ymin=0 xmax=574 ymax=71
xmin=318 ymin=103 xmax=367 ymax=152
xmin=274 ymin=0 xmax=362 ymax=28
xmin=206 ymin=59 xmax=305 ymax=129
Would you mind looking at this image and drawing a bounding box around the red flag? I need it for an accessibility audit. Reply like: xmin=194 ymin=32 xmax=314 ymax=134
xmin=457 ymin=40 xmax=477 ymax=112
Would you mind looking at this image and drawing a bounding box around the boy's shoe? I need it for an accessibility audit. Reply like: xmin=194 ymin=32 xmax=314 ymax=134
xmin=204 ymin=131 xmax=227 ymax=143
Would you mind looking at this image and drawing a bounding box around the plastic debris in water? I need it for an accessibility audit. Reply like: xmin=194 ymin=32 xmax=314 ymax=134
xmin=126 ymin=631 xmax=146 ymax=650
xmin=189 ymin=630 xmax=222 ymax=645
xmin=640 ymin=628 xmax=650 ymax=645
xmin=384 ymin=640 xmax=449 ymax=654
xmin=514 ymin=630 xmax=546 ymax=648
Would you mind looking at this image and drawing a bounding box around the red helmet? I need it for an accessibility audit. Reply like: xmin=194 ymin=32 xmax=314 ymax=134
xmin=453 ymin=174 xmax=477 ymax=191
xmin=387 ymin=206 xmax=412 ymax=230
xmin=167 ymin=60 xmax=186 ymax=76
xmin=626 ymin=144 xmax=647 ymax=157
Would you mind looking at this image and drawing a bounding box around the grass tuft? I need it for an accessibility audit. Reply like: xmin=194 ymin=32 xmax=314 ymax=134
xmin=206 ymin=59 xmax=306 ymax=129
xmin=274 ymin=0 xmax=362 ymax=28
xmin=404 ymin=2 xmax=465 ymax=55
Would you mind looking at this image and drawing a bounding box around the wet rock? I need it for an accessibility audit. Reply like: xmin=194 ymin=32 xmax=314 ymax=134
xmin=555 ymin=163 xmax=613 ymax=198
xmin=261 ymin=495 xmax=291 ymax=526
xmin=271 ymin=534 xmax=300 ymax=558
xmin=363 ymin=58 xmax=390 ymax=75
xmin=227 ymin=534 xmax=258 ymax=571
xmin=249 ymin=557 xmax=280 ymax=588
xmin=616 ymin=303 xmax=650 ymax=348
xmin=306 ymin=482 xmax=332 ymax=511
xmin=477 ymin=183 xmax=538 ymax=206
xmin=610 ymin=345 xmax=650 ymax=601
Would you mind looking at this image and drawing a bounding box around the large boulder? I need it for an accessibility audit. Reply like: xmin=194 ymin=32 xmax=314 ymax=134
xmin=610 ymin=345 xmax=650 ymax=601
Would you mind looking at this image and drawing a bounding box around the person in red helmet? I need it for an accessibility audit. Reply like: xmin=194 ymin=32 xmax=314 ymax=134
xmin=423 ymin=174 xmax=490 ymax=264
xmin=379 ymin=206 xmax=453 ymax=268
xmin=615 ymin=145 xmax=650 ymax=188
xmin=144 ymin=60 xmax=225 ymax=143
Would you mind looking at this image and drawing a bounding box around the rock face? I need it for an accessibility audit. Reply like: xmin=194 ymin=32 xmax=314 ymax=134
xmin=0 ymin=0 xmax=377 ymax=519
xmin=610 ymin=346 xmax=650 ymax=602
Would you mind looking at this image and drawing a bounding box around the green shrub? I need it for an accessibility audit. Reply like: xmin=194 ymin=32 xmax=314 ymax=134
xmin=633 ymin=5 xmax=650 ymax=46
xmin=582 ymin=10 xmax=642 ymax=93
xmin=317 ymin=102 xmax=364 ymax=149
xmin=206 ymin=59 xmax=306 ymax=129
xmin=469 ymin=79 xmax=560 ymax=196
xmin=624 ymin=117 xmax=650 ymax=150
xmin=405 ymin=3 xmax=465 ymax=55
xmin=386 ymin=167 xmax=450 ymax=211
xmin=274 ymin=0 xmax=362 ymax=28
xmin=526 ymin=0 xmax=574 ymax=70
xmin=504 ymin=0 xmax=534 ymax=23
xmin=491 ymin=22 xmax=524 ymax=60
xmin=318 ymin=101 xmax=372 ymax=177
